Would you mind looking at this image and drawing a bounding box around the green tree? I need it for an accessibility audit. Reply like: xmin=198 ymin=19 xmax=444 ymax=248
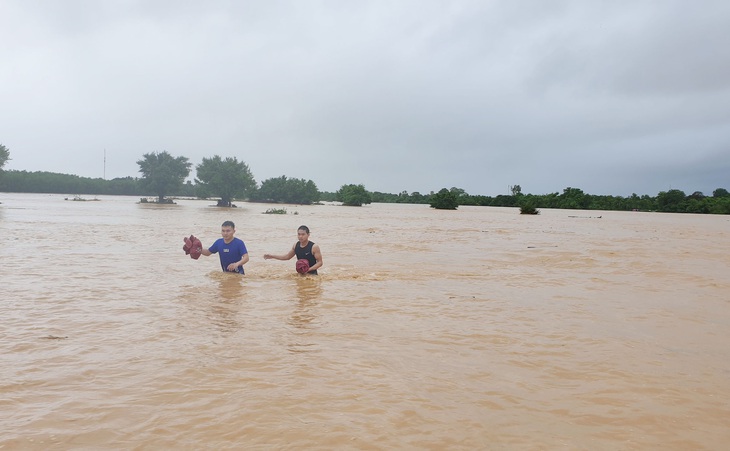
xmin=253 ymin=175 xmax=320 ymax=204
xmin=430 ymin=188 xmax=459 ymax=210
xmin=492 ymin=194 xmax=517 ymax=207
xmin=708 ymin=197 xmax=730 ymax=214
xmin=318 ymin=191 xmax=337 ymax=202
xmin=713 ymin=188 xmax=729 ymax=198
xmin=656 ymin=189 xmax=686 ymax=212
xmin=449 ymin=187 xmax=469 ymax=204
xmin=0 ymin=144 xmax=9 ymax=170
xmin=519 ymin=202 xmax=539 ymax=215
xmin=296 ymin=179 xmax=320 ymax=204
xmin=410 ymin=191 xmax=428 ymax=204
xmin=336 ymin=184 xmax=372 ymax=206
xmin=371 ymin=191 xmax=398 ymax=203
xmin=137 ymin=151 xmax=191 ymax=203
xmin=559 ymin=187 xmax=590 ymax=209
xmin=252 ymin=175 xmax=287 ymax=202
xmin=195 ymin=155 xmax=256 ymax=207
xmin=0 ymin=170 xmax=145 ymax=195
xmin=106 ymin=176 xmax=143 ymax=195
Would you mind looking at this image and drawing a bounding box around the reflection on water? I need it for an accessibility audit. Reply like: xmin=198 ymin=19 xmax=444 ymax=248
xmin=1 ymin=193 xmax=729 ymax=449
xmin=289 ymin=277 xmax=322 ymax=328
xmin=207 ymin=273 xmax=246 ymax=334
xmin=286 ymin=277 xmax=323 ymax=354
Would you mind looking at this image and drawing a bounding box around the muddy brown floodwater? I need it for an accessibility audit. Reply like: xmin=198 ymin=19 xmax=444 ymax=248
xmin=1 ymin=193 xmax=729 ymax=449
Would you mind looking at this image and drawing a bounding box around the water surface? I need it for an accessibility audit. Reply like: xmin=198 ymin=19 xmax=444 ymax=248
xmin=1 ymin=193 xmax=729 ymax=449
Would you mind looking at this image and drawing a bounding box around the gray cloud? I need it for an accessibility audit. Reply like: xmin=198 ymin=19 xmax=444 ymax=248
xmin=1 ymin=0 xmax=729 ymax=197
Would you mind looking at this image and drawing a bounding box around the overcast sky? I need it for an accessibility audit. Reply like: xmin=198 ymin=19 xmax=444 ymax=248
xmin=2 ymin=1 xmax=729 ymax=196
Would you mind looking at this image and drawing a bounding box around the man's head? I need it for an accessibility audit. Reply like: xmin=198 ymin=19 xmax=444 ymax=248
xmin=221 ymin=220 xmax=236 ymax=242
xmin=297 ymin=225 xmax=310 ymax=243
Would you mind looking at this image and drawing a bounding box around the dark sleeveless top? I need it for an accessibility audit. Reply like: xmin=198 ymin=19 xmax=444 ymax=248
xmin=295 ymin=241 xmax=317 ymax=274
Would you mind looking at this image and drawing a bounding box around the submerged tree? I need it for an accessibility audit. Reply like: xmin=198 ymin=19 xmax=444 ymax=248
xmin=430 ymin=188 xmax=459 ymax=210
xmin=137 ymin=151 xmax=191 ymax=203
xmin=336 ymin=184 xmax=372 ymax=206
xmin=252 ymin=175 xmax=320 ymax=204
xmin=519 ymin=202 xmax=540 ymax=215
xmin=195 ymin=155 xmax=256 ymax=207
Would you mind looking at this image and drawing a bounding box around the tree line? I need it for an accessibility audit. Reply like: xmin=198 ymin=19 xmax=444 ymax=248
xmin=0 ymin=146 xmax=728 ymax=214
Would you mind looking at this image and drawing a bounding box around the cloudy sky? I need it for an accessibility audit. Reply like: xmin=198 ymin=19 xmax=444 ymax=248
xmin=1 ymin=1 xmax=729 ymax=196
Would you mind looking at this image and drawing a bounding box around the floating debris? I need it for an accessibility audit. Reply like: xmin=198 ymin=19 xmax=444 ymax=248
xmin=65 ymin=195 xmax=100 ymax=201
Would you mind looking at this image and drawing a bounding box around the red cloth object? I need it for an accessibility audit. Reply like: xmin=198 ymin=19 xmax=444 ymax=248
xmin=183 ymin=235 xmax=203 ymax=259
xmin=296 ymin=259 xmax=310 ymax=274
xmin=189 ymin=236 xmax=202 ymax=260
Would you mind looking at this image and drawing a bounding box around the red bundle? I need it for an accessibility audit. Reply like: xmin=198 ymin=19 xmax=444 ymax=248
xmin=296 ymin=259 xmax=310 ymax=274
xmin=183 ymin=235 xmax=203 ymax=260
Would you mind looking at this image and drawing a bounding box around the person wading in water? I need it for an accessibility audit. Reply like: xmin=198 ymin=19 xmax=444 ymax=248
xmin=263 ymin=225 xmax=323 ymax=275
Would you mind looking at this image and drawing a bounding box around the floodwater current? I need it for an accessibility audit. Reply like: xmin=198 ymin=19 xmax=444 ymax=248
xmin=1 ymin=193 xmax=729 ymax=449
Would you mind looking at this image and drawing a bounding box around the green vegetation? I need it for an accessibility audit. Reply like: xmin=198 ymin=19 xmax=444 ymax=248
xmin=336 ymin=184 xmax=372 ymax=206
xmin=714 ymin=188 xmax=729 ymax=198
xmin=250 ymin=175 xmax=319 ymax=204
xmin=263 ymin=207 xmax=288 ymax=214
xmin=195 ymin=155 xmax=256 ymax=207
xmin=368 ymin=190 xmax=430 ymax=204
xmin=139 ymin=197 xmax=174 ymax=204
xmin=519 ymin=203 xmax=540 ymax=215
xmin=137 ymin=151 xmax=191 ymax=203
xmin=430 ymin=188 xmax=459 ymax=210
xmin=2 ymin=150 xmax=729 ymax=215
xmin=0 ymin=144 xmax=9 ymax=170
xmin=508 ymin=187 xmax=730 ymax=214
xmin=0 ymin=171 xmax=146 ymax=195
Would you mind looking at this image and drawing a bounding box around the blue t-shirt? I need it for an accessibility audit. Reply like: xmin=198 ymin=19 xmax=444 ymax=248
xmin=208 ymin=237 xmax=248 ymax=274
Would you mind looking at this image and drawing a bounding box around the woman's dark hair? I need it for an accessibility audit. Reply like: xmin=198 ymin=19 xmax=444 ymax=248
xmin=298 ymin=225 xmax=310 ymax=234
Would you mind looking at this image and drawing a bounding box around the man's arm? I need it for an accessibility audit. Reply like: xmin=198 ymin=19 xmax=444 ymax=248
xmin=309 ymin=244 xmax=323 ymax=272
xmin=227 ymin=252 xmax=249 ymax=272
xmin=263 ymin=245 xmax=296 ymax=261
xmin=200 ymin=240 xmax=213 ymax=257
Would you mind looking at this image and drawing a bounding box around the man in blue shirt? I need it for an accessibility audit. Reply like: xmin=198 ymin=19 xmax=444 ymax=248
xmin=200 ymin=220 xmax=249 ymax=274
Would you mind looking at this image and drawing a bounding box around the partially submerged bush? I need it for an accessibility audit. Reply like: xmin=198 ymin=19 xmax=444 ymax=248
xmin=430 ymin=188 xmax=459 ymax=210
xmin=216 ymin=199 xmax=237 ymax=207
xmin=520 ymin=203 xmax=540 ymax=215
xmin=139 ymin=197 xmax=175 ymax=204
